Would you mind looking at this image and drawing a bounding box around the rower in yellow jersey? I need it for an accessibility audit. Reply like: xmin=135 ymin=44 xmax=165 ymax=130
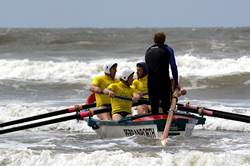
xmin=103 ymin=68 xmax=141 ymax=121
xmin=131 ymin=62 xmax=150 ymax=114
xmin=90 ymin=62 xmax=118 ymax=120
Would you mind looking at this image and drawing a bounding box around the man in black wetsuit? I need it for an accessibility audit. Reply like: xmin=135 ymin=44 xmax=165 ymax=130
xmin=145 ymin=32 xmax=179 ymax=114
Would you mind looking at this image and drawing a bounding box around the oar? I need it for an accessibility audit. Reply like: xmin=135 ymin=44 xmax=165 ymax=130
xmin=0 ymin=107 xmax=110 ymax=135
xmin=87 ymin=91 xmax=150 ymax=106
xmin=0 ymin=103 xmax=96 ymax=128
xmin=177 ymin=103 xmax=250 ymax=123
xmin=114 ymin=95 xmax=150 ymax=105
xmin=161 ymin=89 xmax=181 ymax=146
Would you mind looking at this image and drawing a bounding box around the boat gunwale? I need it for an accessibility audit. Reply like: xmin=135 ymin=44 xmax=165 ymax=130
xmin=87 ymin=111 xmax=205 ymax=127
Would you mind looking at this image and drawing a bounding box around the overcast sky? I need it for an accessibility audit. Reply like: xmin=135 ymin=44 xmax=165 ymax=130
xmin=0 ymin=0 xmax=249 ymax=28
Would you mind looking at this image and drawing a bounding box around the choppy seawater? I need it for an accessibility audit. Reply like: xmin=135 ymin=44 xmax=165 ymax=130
xmin=0 ymin=28 xmax=249 ymax=166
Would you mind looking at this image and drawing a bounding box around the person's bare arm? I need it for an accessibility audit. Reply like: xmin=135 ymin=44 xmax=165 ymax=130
xmin=90 ymin=85 xmax=102 ymax=93
xmin=103 ymin=88 xmax=115 ymax=97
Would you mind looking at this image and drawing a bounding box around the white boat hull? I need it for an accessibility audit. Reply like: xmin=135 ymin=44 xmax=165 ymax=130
xmin=93 ymin=120 xmax=197 ymax=139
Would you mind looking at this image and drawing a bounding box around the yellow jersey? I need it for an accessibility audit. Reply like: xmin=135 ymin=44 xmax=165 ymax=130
xmin=107 ymin=81 xmax=138 ymax=114
xmin=131 ymin=75 xmax=148 ymax=98
xmin=91 ymin=75 xmax=118 ymax=107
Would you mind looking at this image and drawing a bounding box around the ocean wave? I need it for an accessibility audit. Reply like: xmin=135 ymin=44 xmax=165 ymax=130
xmin=0 ymin=58 xmax=145 ymax=83
xmin=0 ymin=55 xmax=250 ymax=84
xmin=0 ymin=149 xmax=249 ymax=166
xmin=178 ymin=54 xmax=250 ymax=77
xmin=181 ymin=72 xmax=250 ymax=90
xmin=0 ymin=34 xmax=16 ymax=45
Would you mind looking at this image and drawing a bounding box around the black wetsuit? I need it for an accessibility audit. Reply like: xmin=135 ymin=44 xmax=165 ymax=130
xmin=145 ymin=44 xmax=178 ymax=114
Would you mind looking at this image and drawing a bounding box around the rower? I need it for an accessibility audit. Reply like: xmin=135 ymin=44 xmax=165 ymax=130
xmin=103 ymin=68 xmax=142 ymax=121
xmin=131 ymin=62 xmax=150 ymax=114
xmin=90 ymin=62 xmax=119 ymax=120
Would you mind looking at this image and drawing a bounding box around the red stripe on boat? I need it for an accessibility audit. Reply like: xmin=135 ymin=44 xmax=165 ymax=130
xmin=134 ymin=114 xmax=192 ymax=122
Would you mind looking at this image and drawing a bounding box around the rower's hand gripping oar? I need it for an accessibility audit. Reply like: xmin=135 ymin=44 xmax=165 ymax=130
xmin=0 ymin=103 xmax=96 ymax=128
xmin=0 ymin=107 xmax=110 ymax=135
xmin=177 ymin=103 xmax=250 ymax=123
xmin=113 ymin=95 xmax=149 ymax=105
xmin=161 ymin=89 xmax=186 ymax=146
xmin=94 ymin=89 xmax=149 ymax=104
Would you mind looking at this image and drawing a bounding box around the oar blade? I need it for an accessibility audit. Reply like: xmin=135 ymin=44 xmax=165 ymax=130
xmin=161 ymin=139 xmax=168 ymax=146
xmin=161 ymin=89 xmax=182 ymax=146
xmin=161 ymin=109 xmax=174 ymax=146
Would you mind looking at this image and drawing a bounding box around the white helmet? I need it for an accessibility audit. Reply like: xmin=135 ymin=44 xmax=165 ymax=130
xmin=120 ymin=68 xmax=134 ymax=81
xmin=103 ymin=62 xmax=117 ymax=74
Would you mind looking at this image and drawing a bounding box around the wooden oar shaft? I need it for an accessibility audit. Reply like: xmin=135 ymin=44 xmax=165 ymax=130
xmin=114 ymin=90 xmax=185 ymax=102
xmin=160 ymin=89 xmax=187 ymax=146
xmin=177 ymin=104 xmax=250 ymax=123
xmin=0 ymin=103 xmax=96 ymax=128
xmin=161 ymin=95 xmax=178 ymax=144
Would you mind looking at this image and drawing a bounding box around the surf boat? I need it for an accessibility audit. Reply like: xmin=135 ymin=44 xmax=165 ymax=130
xmin=86 ymin=111 xmax=206 ymax=139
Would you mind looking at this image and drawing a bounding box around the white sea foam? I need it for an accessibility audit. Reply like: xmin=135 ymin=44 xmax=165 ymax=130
xmin=0 ymin=59 xmax=92 ymax=83
xmin=244 ymin=80 xmax=250 ymax=85
xmin=0 ymin=149 xmax=249 ymax=166
xmin=199 ymin=116 xmax=250 ymax=132
xmin=178 ymin=54 xmax=250 ymax=77
xmin=0 ymin=55 xmax=250 ymax=83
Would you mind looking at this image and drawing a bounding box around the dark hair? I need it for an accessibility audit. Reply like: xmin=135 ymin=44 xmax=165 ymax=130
xmin=136 ymin=62 xmax=148 ymax=76
xmin=154 ymin=32 xmax=166 ymax=44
